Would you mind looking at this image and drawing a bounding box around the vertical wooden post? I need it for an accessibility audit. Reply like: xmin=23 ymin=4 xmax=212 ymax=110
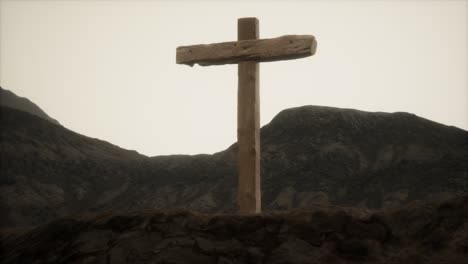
xmin=237 ymin=17 xmax=261 ymax=214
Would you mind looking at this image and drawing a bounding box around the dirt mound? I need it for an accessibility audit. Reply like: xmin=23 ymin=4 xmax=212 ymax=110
xmin=1 ymin=195 xmax=467 ymax=264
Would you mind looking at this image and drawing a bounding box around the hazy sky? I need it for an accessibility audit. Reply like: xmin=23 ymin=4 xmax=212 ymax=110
xmin=1 ymin=0 xmax=467 ymax=156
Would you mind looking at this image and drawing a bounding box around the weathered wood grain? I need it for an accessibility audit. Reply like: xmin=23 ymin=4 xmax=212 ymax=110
xmin=176 ymin=34 xmax=316 ymax=66
xmin=237 ymin=17 xmax=261 ymax=214
xmin=175 ymin=16 xmax=317 ymax=214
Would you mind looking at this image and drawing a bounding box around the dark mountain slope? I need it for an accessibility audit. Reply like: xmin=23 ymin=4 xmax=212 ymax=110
xmin=1 ymin=195 xmax=467 ymax=264
xmin=0 ymin=106 xmax=146 ymax=227
xmin=1 ymin=102 xmax=467 ymax=228
xmin=0 ymin=87 xmax=60 ymax=125
xmin=114 ymin=105 xmax=468 ymax=216
xmin=257 ymin=106 xmax=468 ymax=208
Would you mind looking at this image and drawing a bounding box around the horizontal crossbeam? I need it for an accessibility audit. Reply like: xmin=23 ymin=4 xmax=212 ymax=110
xmin=176 ymin=35 xmax=316 ymax=66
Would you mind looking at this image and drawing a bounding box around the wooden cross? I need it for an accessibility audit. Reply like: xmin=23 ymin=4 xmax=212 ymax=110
xmin=176 ymin=17 xmax=317 ymax=214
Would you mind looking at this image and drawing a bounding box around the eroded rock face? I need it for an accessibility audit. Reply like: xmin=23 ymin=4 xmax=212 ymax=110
xmin=1 ymin=196 xmax=467 ymax=264
xmin=1 ymin=102 xmax=468 ymax=228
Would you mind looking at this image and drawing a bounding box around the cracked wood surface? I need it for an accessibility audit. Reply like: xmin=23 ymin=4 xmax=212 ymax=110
xmin=176 ymin=35 xmax=317 ymax=66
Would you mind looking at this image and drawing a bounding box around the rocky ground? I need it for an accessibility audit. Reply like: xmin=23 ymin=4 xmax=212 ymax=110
xmin=1 ymin=195 xmax=467 ymax=264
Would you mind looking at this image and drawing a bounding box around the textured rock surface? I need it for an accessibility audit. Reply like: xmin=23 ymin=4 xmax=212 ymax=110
xmin=1 ymin=92 xmax=467 ymax=228
xmin=1 ymin=195 xmax=467 ymax=264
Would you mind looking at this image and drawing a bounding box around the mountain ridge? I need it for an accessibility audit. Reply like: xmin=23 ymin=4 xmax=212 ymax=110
xmin=1 ymin=90 xmax=467 ymax=229
xmin=0 ymin=87 xmax=60 ymax=125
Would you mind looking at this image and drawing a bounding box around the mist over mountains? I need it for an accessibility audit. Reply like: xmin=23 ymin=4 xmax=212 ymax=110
xmin=1 ymin=87 xmax=467 ymax=228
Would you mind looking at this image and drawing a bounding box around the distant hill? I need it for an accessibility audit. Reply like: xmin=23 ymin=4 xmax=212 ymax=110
xmin=0 ymin=106 xmax=145 ymax=227
xmin=0 ymin=87 xmax=60 ymax=125
xmin=0 ymin=89 xmax=467 ymax=228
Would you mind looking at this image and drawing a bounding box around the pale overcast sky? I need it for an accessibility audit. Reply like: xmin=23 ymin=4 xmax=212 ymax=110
xmin=1 ymin=0 xmax=467 ymax=156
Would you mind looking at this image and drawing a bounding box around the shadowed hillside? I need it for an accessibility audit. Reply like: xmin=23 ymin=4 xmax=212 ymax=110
xmin=0 ymin=87 xmax=60 ymax=125
xmin=1 ymin=90 xmax=467 ymax=228
xmin=0 ymin=106 xmax=146 ymax=227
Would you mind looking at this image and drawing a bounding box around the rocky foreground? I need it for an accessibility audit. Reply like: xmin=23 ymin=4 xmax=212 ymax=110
xmin=1 ymin=195 xmax=467 ymax=264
